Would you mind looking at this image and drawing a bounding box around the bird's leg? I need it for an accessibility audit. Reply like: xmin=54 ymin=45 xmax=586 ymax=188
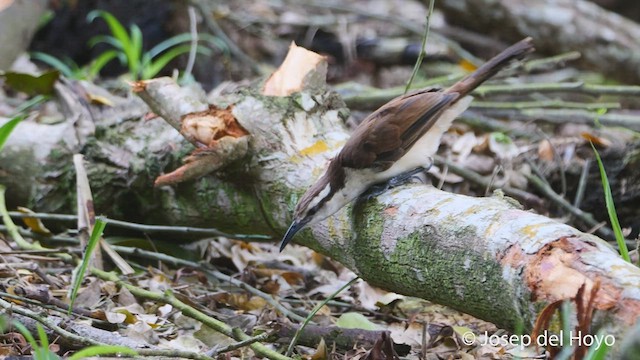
xmin=358 ymin=164 xmax=431 ymax=202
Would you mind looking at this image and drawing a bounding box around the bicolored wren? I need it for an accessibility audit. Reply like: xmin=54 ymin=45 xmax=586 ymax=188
xmin=280 ymin=38 xmax=535 ymax=251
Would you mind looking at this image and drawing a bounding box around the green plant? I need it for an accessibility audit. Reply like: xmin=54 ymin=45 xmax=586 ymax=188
xmin=0 ymin=96 xmax=48 ymax=153
xmin=285 ymin=277 xmax=359 ymax=356
xmin=582 ymin=330 xmax=611 ymax=360
xmin=68 ymin=218 xmax=106 ymax=313
xmin=0 ymin=115 xmax=25 ymax=152
xmin=87 ymin=10 xmax=210 ymax=80
xmin=67 ymin=345 xmax=138 ymax=360
xmin=30 ymin=51 xmax=118 ymax=80
xmin=590 ymin=142 xmax=630 ymax=262
xmin=12 ymin=320 xmax=137 ymax=360
xmin=13 ymin=322 xmax=60 ymax=360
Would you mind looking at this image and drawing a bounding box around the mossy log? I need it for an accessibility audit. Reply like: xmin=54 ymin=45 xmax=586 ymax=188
xmin=1 ymin=75 xmax=639 ymax=357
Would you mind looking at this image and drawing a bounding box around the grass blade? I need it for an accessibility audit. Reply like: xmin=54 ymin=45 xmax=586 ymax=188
xmin=0 ymin=115 xmax=26 ymax=153
xmin=30 ymin=52 xmax=75 ymax=78
xmin=87 ymin=35 xmax=123 ymax=50
xmin=87 ymin=50 xmax=119 ymax=78
xmin=128 ymin=24 xmax=143 ymax=77
xmin=68 ymin=218 xmax=107 ymax=314
xmin=67 ymin=345 xmax=138 ymax=360
xmin=285 ymin=277 xmax=359 ymax=356
xmin=146 ymin=33 xmax=193 ymax=59
xmin=583 ymin=330 xmax=611 ymax=360
xmin=87 ymin=10 xmax=131 ymax=50
xmin=142 ymin=44 xmax=192 ymax=79
xmin=590 ymin=142 xmax=630 ymax=262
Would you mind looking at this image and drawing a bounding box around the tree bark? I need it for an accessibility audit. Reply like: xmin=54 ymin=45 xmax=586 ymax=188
xmin=2 ymin=77 xmax=640 ymax=356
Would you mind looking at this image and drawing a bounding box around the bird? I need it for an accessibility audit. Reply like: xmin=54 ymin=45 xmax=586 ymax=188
xmin=279 ymin=37 xmax=535 ymax=251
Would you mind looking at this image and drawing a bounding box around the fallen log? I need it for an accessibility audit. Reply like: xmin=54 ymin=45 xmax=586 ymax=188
xmin=1 ymin=44 xmax=639 ymax=357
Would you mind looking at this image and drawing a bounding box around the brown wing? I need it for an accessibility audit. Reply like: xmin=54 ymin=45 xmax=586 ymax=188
xmin=338 ymin=88 xmax=457 ymax=170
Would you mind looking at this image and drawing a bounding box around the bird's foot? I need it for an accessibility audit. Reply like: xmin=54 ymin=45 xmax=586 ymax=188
xmin=358 ymin=165 xmax=431 ymax=202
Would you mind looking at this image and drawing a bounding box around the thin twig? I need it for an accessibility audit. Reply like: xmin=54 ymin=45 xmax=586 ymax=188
xmin=470 ymin=100 xmax=620 ymax=110
xmin=525 ymin=174 xmax=615 ymax=240
xmin=522 ymin=51 xmax=582 ymax=73
xmin=285 ymin=277 xmax=360 ymax=356
xmin=208 ymin=331 xmax=273 ymax=356
xmin=185 ymin=6 xmax=198 ymax=79
xmin=7 ymin=211 xmax=271 ymax=241
xmin=479 ymin=108 xmax=640 ymax=130
xmin=0 ymin=297 xmax=101 ymax=348
xmin=0 ymin=224 xmax=298 ymax=323
xmin=301 ymin=0 xmax=483 ymax=66
xmin=0 ymin=224 xmax=77 ymax=244
xmin=404 ymin=0 xmax=435 ymax=93
xmin=457 ymin=112 xmax=532 ymax=138
xmin=433 ymin=156 xmax=544 ymax=209
xmin=0 ymin=187 xmax=72 ymax=263
xmin=545 ymin=133 xmax=568 ymax=198
xmin=190 ymin=0 xmax=264 ymax=75
xmin=573 ymin=159 xmax=591 ymax=209
xmin=0 ymin=297 xmax=216 ymax=359
xmin=475 ymin=82 xmax=640 ymax=96
xmin=107 ymin=245 xmax=307 ymax=323
xmin=524 ymin=157 xmax=552 ymax=188
xmin=0 ymin=291 xmax=91 ymax=318
xmin=102 ymin=217 xmax=271 ymax=240
xmin=93 ymin=268 xmax=293 ymax=360
xmin=342 ymin=81 xmax=640 ymax=110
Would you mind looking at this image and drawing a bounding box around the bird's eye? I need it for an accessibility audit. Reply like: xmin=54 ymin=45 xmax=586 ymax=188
xmin=307 ymin=206 xmax=318 ymax=217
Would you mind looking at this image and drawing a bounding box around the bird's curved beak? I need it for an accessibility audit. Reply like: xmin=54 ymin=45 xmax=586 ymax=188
xmin=279 ymin=219 xmax=308 ymax=252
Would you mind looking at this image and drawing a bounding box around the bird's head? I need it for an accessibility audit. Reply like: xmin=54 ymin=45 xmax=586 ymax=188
xmin=279 ymin=162 xmax=348 ymax=251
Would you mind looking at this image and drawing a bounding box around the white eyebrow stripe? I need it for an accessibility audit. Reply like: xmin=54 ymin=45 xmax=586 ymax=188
xmin=306 ymin=184 xmax=331 ymax=211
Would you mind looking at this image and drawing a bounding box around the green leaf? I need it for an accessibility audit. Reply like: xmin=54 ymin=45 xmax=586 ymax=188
xmin=128 ymin=24 xmax=143 ymax=77
xmin=590 ymin=142 xmax=630 ymax=262
xmin=146 ymin=33 xmax=193 ymax=59
xmin=87 ymin=10 xmax=131 ymax=50
xmin=30 ymin=52 xmax=76 ymax=78
xmin=68 ymin=219 xmax=107 ymax=314
xmin=67 ymin=345 xmax=138 ymax=360
xmin=87 ymin=50 xmax=119 ymax=78
xmin=0 ymin=115 xmax=25 ymax=153
xmin=200 ymin=33 xmax=230 ymax=55
xmin=593 ymin=107 xmax=607 ymax=128
xmin=13 ymin=321 xmax=38 ymax=349
xmin=491 ymin=131 xmax=512 ymax=144
xmin=142 ymin=44 xmax=192 ymax=79
xmin=583 ymin=330 xmax=611 ymax=360
xmin=12 ymin=95 xmax=48 ymax=115
xmin=2 ymin=70 xmax=60 ymax=96
xmin=36 ymin=323 xmax=50 ymax=354
xmin=87 ymin=35 xmax=123 ymax=50
xmin=336 ymin=312 xmax=380 ymax=330
xmin=12 ymin=322 xmax=59 ymax=359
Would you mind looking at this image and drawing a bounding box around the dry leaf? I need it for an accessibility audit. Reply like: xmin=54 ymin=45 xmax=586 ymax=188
xmin=538 ymin=139 xmax=554 ymax=162
xmin=581 ymin=132 xmax=612 ymax=148
xmin=310 ymin=338 xmax=329 ymax=360
xmin=451 ymin=132 xmax=478 ymax=161
xmin=17 ymin=206 xmax=52 ymax=235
